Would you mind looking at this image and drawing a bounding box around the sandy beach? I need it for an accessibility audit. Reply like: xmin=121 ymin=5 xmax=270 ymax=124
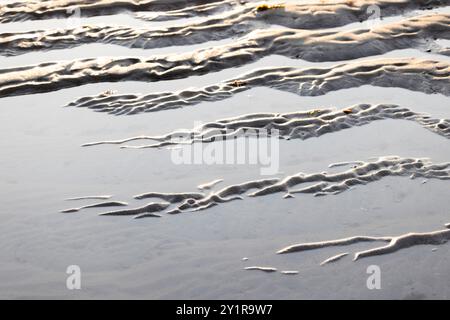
xmin=0 ymin=0 xmax=449 ymax=299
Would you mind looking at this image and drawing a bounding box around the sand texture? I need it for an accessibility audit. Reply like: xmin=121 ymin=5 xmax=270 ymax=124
xmin=1 ymin=0 xmax=449 ymax=299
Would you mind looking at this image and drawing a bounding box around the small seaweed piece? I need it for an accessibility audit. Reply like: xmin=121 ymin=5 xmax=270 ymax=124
xmin=230 ymin=80 xmax=247 ymax=87
xmin=256 ymin=4 xmax=284 ymax=12
xmin=343 ymin=108 xmax=353 ymax=114
xmin=256 ymin=4 xmax=270 ymax=12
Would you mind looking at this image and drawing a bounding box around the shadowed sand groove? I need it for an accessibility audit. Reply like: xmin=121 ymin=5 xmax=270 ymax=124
xmin=2 ymin=5 xmax=449 ymax=56
xmin=0 ymin=0 xmax=224 ymax=23
xmin=60 ymin=201 xmax=128 ymax=213
xmin=1 ymin=15 xmax=450 ymax=98
xmin=81 ymin=104 xmax=450 ymax=148
xmin=277 ymin=223 xmax=450 ymax=261
xmin=67 ymin=58 xmax=450 ymax=115
xmin=84 ymin=157 xmax=450 ymax=218
xmin=99 ymin=201 xmax=169 ymax=217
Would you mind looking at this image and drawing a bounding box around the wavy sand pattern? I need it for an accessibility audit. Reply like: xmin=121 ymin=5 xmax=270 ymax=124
xmin=134 ymin=0 xmax=450 ymax=25
xmin=1 ymin=0 xmax=446 ymax=23
xmin=81 ymin=104 xmax=450 ymax=148
xmin=68 ymin=58 xmax=450 ymax=115
xmin=0 ymin=0 xmax=225 ymax=23
xmin=85 ymin=156 xmax=450 ymax=219
xmin=0 ymin=13 xmax=450 ymax=97
xmin=2 ymin=5 xmax=449 ymax=56
xmin=2 ymin=0 xmax=449 ymax=275
xmin=134 ymin=0 xmax=243 ymax=22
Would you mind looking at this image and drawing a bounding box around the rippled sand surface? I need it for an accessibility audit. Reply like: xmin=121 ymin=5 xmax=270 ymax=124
xmin=0 ymin=0 xmax=449 ymax=299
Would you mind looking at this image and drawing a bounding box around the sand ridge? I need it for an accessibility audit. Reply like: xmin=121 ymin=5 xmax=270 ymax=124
xmin=0 ymin=0 xmax=445 ymax=23
xmin=65 ymin=195 xmax=113 ymax=200
xmin=134 ymin=0 xmax=450 ymax=25
xmin=278 ymin=223 xmax=450 ymax=262
xmin=99 ymin=201 xmax=170 ymax=217
xmin=67 ymin=58 xmax=450 ymax=115
xmin=60 ymin=201 xmax=128 ymax=213
xmin=134 ymin=0 xmax=242 ymax=22
xmin=0 ymin=0 xmax=226 ymax=23
xmin=0 ymin=13 xmax=449 ymax=97
xmin=1 ymin=3 xmax=448 ymax=56
xmin=80 ymin=104 xmax=450 ymax=148
xmin=74 ymin=156 xmax=450 ymax=218
xmin=133 ymin=192 xmax=205 ymax=202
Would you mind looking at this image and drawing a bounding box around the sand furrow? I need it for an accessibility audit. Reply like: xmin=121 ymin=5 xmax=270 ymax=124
xmin=67 ymin=58 xmax=450 ymax=116
xmin=1 ymin=3 xmax=449 ymax=56
xmin=0 ymin=13 xmax=449 ymax=97
xmin=278 ymin=223 xmax=450 ymax=262
xmin=81 ymin=104 xmax=450 ymax=149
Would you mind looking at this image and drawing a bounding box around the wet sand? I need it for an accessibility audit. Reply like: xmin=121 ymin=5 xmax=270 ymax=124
xmin=0 ymin=0 xmax=449 ymax=299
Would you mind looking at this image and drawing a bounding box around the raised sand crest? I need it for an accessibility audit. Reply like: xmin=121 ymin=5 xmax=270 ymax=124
xmin=1 ymin=13 xmax=450 ymax=98
xmin=278 ymin=223 xmax=450 ymax=262
xmin=81 ymin=104 xmax=450 ymax=148
xmin=79 ymin=156 xmax=450 ymax=219
xmin=60 ymin=201 xmax=128 ymax=213
xmin=1 ymin=4 xmax=449 ymax=56
xmin=0 ymin=0 xmax=446 ymax=24
xmin=67 ymin=58 xmax=450 ymax=115
xmin=0 ymin=0 xmax=225 ymax=23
